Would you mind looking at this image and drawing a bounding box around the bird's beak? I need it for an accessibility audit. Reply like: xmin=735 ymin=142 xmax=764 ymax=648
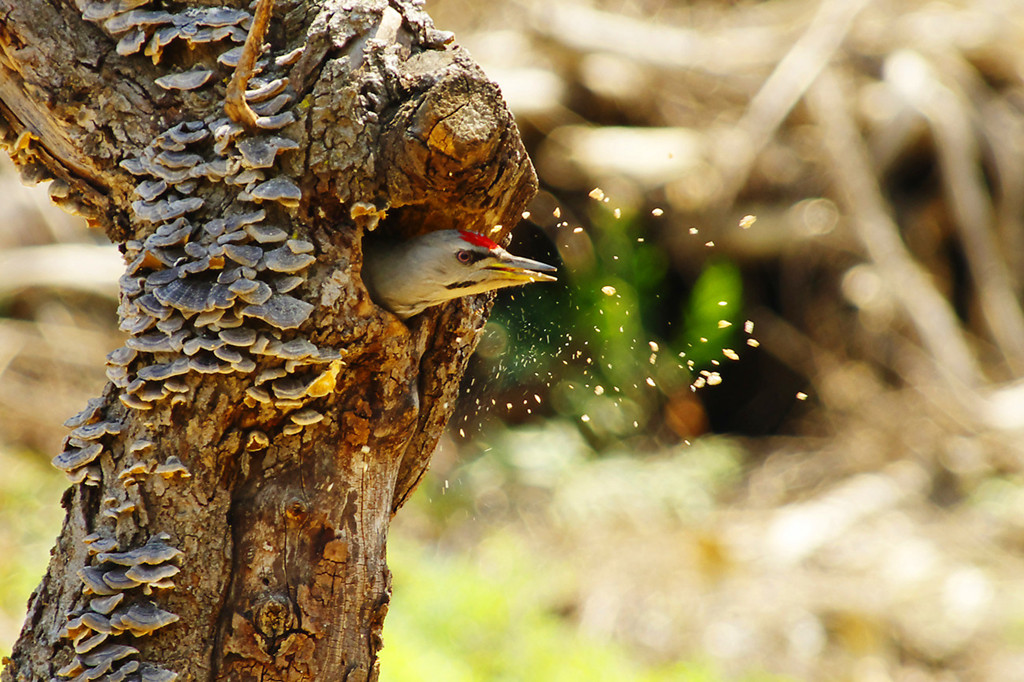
xmin=488 ymin=253 xmax=558 ymax=283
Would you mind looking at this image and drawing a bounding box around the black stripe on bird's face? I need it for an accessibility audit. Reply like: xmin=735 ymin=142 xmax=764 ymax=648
xmin=445 ymin=280 xmax=478 ymax=290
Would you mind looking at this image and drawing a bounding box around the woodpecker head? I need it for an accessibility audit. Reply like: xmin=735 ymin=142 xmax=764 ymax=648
xmin=362 ymin=229 xmax=558 ymax=319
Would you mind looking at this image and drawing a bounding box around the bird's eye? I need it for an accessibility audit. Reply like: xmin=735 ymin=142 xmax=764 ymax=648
xmin=456 ymin=250 xmax=473 ymax=264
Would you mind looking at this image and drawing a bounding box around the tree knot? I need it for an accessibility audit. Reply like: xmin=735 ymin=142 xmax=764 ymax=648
xmin=252 ymin=593 xmax=299 ymax=652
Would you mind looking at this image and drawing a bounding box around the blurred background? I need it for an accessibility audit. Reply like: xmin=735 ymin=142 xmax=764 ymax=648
xmin=2 ymin=0 xmax=1024 ymax=679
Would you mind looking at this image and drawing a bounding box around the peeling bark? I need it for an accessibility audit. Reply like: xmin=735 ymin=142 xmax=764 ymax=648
xmin=0 ymin=0 xmax=536 ymax=680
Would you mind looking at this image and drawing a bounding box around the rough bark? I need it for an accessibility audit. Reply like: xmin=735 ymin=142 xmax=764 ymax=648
xmin=0 ymin=0 xmax=536 ymax=680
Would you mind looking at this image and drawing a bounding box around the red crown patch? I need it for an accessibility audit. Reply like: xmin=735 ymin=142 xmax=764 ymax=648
xmin=458 ymin=230 xmax=500 ymax=250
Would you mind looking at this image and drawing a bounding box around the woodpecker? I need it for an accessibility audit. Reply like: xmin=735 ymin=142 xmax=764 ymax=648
xmin=362 ymin=229 xmax=557 ymax=319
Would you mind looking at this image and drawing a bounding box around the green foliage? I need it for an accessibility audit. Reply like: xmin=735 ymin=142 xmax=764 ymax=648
xmin=679 ymin=259 xmax=743 ymax=371
xmin=481 ymin=203 xmax=747 ymax=448
xmin=384 ymin=428 xmax=793 ymax=682
xmin=381 ymin=532 xmax=781 ymax=682
xmin=0 ymin=447 xmax=66 ymax=656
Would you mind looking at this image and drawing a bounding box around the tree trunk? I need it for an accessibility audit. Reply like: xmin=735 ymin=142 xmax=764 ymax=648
xmin=0 ymin=0 xmax=536 ymax=680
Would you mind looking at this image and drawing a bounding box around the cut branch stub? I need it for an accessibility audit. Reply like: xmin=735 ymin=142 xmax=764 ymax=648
xmin=224 ymin=0 xmax=276 ymax=130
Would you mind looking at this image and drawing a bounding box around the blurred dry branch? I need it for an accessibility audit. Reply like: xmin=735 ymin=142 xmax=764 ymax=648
xmin=0 ymin=244 xmax=121 ymax=298
xmin=889 ymin=50 xmax=1024 ymax=374
xmin=807 ymin=67 xmax=984 ymax=392
xmin=714 ymin=0 xmax=873 ymax=208
xmin=529 ymin=3 xmax=789 ymax=75
xmin=0 ymin=157 xmax=117 ymax=456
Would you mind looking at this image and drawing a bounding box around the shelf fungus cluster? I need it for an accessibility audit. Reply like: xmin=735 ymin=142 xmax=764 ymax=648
xmin=52 ymin=399 xmax=123 ymax=486
xmin=53 ymin=417 xmax=188 ymax=681
xmin=46 ymin=1 xmax=339 ymax=679
xmin=57 ymin=532 xmax=182 ymax=682
xmin=108 ymin=200 xmax=336 ymax=410
xmin=80 ymin=0 xmax=252 ymax=64
xmin=79 ymin=0 xmax=340 ymax=434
